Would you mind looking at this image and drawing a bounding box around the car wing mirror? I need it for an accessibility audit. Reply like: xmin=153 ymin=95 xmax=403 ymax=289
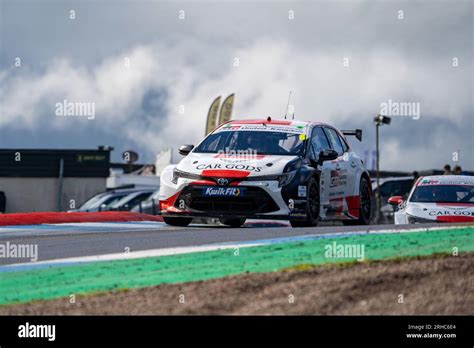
xmin=388 ymin=196 xmax=403 ymax=207
xmin=178 ymin=144 xmax=194 ymax=156
xmin=318 ymin=149 xmax=339 ymax=165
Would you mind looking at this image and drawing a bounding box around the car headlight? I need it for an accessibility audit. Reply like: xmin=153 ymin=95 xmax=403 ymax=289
xmin=407 ymin=215 xmax=434 ymax=224
xmin=284 ymin=159 xmax=302 ymax=173
xmin=171 ymin=168 xmax=201 ymax=184
xmin=278 ymin=159 xmax=301 ymax=187
xmin=278 ymin=171 xmax=297 ymax=187
xmin=245 ymin=160 xmax=300 ymax=187
xmin=244 ymin=173 xmax=294 ymax=187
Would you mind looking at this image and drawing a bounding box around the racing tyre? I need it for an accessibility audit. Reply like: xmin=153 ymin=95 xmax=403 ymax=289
xmin=342 ymin=176 xmax=372 ymax=226
xmin=220 ymin=218 xmax=246 ymax=228
xmin=163 ymin=217 xmax=193 ymax=227
xmin=290 ymin=177 xmax=320 ymax=228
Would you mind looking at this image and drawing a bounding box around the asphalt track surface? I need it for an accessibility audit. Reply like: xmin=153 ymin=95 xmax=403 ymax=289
xmin=0 ymin=221 xmax=456 ymax=266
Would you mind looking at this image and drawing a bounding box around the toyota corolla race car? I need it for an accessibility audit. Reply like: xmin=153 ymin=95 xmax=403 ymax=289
xmin=159 ymin=118 xmax=372 ymax=227
xmin=388 ymin=175 xmax=474 ymax=224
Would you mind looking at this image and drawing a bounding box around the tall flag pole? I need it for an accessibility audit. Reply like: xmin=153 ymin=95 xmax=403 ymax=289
xmin=218 ymin=93 xmax=234 ymax=126
xmin=205 ymin=96 xmax=221 ymax=135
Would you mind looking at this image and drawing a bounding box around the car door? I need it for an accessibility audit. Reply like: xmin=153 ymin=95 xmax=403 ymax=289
xmin=337 ymin=131 xmax=357 ymax=201
xmin=323 ymin=127 xmax=354 ymax=217
xmin=308 ymin=126 xmax=333 ymax=218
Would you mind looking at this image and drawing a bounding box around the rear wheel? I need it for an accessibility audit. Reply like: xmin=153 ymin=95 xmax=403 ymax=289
xmin=290 ymin=177 xmax=320 ymax=228
xmin=163 ymin=216 xmax=193 ymax=227
xmin=342 ymin=176 xmax=371 ymax=226
xmin=219 ymin=218 xmax=246 ymax=228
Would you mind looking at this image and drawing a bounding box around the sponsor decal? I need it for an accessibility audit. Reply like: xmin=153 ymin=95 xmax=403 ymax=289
xmin=330 ymin=169 xmax=347 ymax=188
xmin=419 ymin=179 xmax=474 ymax=186
xmin=217 ymin=124 xmax=304 ymax=134
xmin=221 ymin=124 xmax=241 ymax=130
xmin=298 ymin=185 xmax=307 ymax=197
xmin=225 ymin=120 xmax=292 ymax=125
xmin=291 ymin=199 xmax=307 ymax=204
xmin=197 ymin=163 xmax=262 ymax=172
xmin=419 ymin=179 xmax=440 ymax=185
xmin=202 ymin=187 xmax=245 ymax=197
xmin=428 ymin=210 xmax=474 ymax=216
xmin=289 ymin=212 xmax=307 ymax=217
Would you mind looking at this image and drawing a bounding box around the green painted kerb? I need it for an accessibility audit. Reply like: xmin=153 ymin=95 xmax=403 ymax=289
xmin=1 ymin=227 xmax=473 ymax=305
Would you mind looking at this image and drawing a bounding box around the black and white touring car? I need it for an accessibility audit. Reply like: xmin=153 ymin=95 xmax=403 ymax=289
xmin=159 ymin=118 xmax=372 ymax=227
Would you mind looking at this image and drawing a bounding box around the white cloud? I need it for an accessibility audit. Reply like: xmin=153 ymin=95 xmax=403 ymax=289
xmin=0 ymin=36 xmax=472 ymax=170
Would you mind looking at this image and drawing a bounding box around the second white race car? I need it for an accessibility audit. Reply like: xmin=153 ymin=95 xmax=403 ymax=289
xmin=389 ymin=175 xmax=474 ymax=224
xmin=159 ymin=118 xmax=372 ymax=227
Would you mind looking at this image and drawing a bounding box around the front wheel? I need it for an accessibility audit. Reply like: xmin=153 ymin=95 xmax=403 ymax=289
xmin=219 ymin=218 xmax=246 ymax=228
xmin=163 ymin=216 xmax=193 ymax=226
xmin=290 ymin=177 xmax=320 ymax=228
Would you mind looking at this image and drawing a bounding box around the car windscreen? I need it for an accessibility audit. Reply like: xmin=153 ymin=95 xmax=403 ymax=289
xmin=79 ymin=194 xmax=106 ymax=209
xmin=410 ymin=185 xmax=474 ymax=204
xmin=379 ymin=179 xmax=414 ymax=198
xmin=80 ymin=192 xmax=129 ymax=209
xmin=194 ymin=130 xmax=305 ymax=156
xmin=110 ymin=191 xmax=153 ymax=209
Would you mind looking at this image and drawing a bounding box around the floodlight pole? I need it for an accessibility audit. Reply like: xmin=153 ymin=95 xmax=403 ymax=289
xmin=375 ymin=121 xmax=381 ymax=222
xmin=373 ymin=114 xmax=391 ymax=223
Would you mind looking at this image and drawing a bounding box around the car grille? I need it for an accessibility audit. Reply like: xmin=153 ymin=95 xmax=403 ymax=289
xmin=175 ymin=186 xmax=279 ymax=214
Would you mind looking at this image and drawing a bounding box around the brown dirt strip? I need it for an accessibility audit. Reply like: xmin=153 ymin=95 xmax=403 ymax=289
xmin=1 ymin=253 xmax=473 ymax=315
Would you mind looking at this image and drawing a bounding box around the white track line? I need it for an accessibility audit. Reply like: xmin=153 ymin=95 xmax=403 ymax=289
xmin=0 ymin=221 xmax=168 ymax=238
xmin=1 ymin=241 xmax=266 ymax=271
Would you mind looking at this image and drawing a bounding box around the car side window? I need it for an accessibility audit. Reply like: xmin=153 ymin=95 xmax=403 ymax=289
xmin=338 ymin=134 xmax=349 ymax=153
xmin=379 ymin=182 xmax=393 ymax=197
xmin=127 ymin=192 xmax=153 ymax=207
xmin=324 ymin=128 xmax=344 ymax=156
xmin=310 ymin=127 xmax=331 ymax=158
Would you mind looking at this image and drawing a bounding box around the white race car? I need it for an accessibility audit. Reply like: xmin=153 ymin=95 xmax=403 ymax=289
xmin=388 ymin=175 xmax=474 ymax=224
xmin=159 ymin=118 xmax=372 ymax=227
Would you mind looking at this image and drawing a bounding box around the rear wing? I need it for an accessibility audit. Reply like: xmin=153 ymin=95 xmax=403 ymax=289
xmin=341 ymin=129 xmax=362 ymax=142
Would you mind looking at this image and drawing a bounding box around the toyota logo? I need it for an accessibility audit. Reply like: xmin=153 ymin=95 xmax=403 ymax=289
xmin=217 ymin=178 xmax=229 ymax=186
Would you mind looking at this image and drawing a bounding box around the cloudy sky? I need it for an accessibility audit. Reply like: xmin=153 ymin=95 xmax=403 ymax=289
xmin=0 ymin=0 xmax=472 ymax=171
